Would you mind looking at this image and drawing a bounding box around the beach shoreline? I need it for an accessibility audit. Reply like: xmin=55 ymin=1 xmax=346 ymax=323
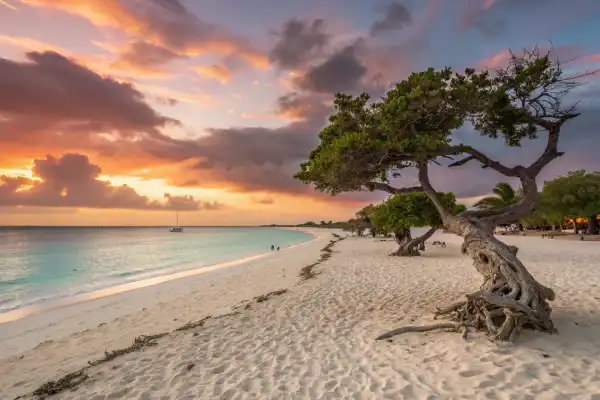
xmin=3 ymin=230 xmax=600 ymax=399
xmin=0 ymin=228 xmax=317 ymax=324
xmin=0 ymin=228 xmax=329 ymax=361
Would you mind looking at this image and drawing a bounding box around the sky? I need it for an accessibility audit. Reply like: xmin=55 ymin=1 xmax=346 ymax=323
xmin=1 ymin=0 xmax=600 ymax=226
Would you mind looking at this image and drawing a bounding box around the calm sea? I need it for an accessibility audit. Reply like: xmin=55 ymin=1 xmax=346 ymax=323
xmin=0 ymin=227 xmax=313 ymax=314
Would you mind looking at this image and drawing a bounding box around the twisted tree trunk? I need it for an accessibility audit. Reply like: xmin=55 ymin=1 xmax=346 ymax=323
xmin=438 ymin=216 xmax=556 ymax=340
xmin=376 ymin=162 xmax=558 ymax=342
xmin=391 ymin=227 xmax=438 ymax=256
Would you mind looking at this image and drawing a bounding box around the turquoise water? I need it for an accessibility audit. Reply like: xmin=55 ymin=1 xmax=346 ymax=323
xmin=0 ymin=227 xmax=313 ymax=313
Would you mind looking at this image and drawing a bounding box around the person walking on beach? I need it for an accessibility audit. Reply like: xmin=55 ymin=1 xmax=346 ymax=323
xmin=277 ymin=246 xmax=280 ymax=251
xmin=271 ymin=245 xmax=274 ymax=251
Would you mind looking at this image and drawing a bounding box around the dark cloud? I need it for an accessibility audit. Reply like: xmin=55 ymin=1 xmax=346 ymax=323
xmin=269 ymin=18 xmax=330 ymax=70
xmin=0 ymin=51 xmax=176 ymax=138
xmin=193 ymin=121 xmax=320 ymax=170
xmin=274 ymin=92 xmax=331 ymax=121
xmin=370 ymin=2 xmax=413 ymax=36
xmin=460 ymin=0 xmax=600 ymax=38
xmin=116 ymin=41 xmax=184 ymax=71
xmin=293 ymin=40 xmax=368 ymax=94
xmin=0 ymin=154 xmax=219 ymax=211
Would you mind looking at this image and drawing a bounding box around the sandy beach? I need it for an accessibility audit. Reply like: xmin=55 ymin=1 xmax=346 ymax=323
xmin=2 ymin=229 xmax=600 ymax=399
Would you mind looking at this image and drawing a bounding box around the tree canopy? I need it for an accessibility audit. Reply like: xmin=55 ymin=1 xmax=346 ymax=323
xmin=294 ymin=47 xmax=583 ymax=228
xmin=539 ymin=170 xmax=600 ymax=233
xmin=370 ymin=192 xmax=459 ymax=234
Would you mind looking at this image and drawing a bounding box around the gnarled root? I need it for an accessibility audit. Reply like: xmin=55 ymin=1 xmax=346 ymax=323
xmin=377 ymin=227 xmax=557 ymax=343
xmin=451 ymin=223 xmax=557 ymax=341
xmin=432 ymin=284 xmax=556 ymax=341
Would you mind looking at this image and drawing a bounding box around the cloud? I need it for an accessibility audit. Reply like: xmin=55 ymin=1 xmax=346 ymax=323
xmin=370 ymin=2 xmax=413 ymax=36
xmin=251 ymin=196 xmax=275 ymax=205
xmin=114 ymin=41 xmax=184 ymax=74
xmin=269 ymin=18 xmax=330 ymax=70
xmin=0 ymin=0 xmax=16 ymax=10
xmin=459 ymin=0 xmax=600 ymax=38
xmin=22 ymin=0 xmax=268 ymax=70
xmin=0 ymin=51 xmax=175 ymax=136
xmin=0 ymin=154 xmax=219 ymax=210
xmin=192 ymin=64 xmax=231 ymax=84
xmin=240 ymin=113 xmax=265 ymax=120
xmin=475 ymin=45 xmax=584 ymax=70
xmin=155 ymin=96 xmax=178 ymax=106
xmin=273 ymin=92 xmax=330 ymax=121
xmin=293 ymin=40 xmax=368 ymax=94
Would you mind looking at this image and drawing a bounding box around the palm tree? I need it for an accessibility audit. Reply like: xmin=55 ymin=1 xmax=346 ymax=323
xmin=474 ymin=182 xmax=520 ymax=210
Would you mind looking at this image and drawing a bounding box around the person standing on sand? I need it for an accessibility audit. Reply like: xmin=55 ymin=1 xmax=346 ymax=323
xmin=271 ymin=245 xmax=274 ymax=251
xmin=277 ymin=246 xmax=280 ymax=251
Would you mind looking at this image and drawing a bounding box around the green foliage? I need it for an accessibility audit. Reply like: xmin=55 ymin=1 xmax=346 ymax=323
xmin=294 ymin=68 xmax=473 ymax=194
xmin=539 ymin=170 xmax=600 ymax=219
xmin=469 ymin=48 xmax=578 ymax=146
xmin=370 ymin=192 xmax=460 ymax=232
xmin=294 ymin=47 xmax=579 ymax=201
xmin=474 ymin=182 xmax=520 ymax=210
xmin=453 ymin=203 xmax=467 ymax=215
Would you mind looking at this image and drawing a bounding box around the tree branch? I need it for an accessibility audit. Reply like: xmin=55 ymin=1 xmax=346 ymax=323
xmin=525 ymin=113 xmax=578 ymax=176
xmin=417 ymin=163 xmax=451 ymax=220
xmin=447 ymin=145 xmax=520 ymax=177
xmin=461 ymin=173 xmax=539 ymax=225
xmin=364 ymin=182 xmax=423 ymax=194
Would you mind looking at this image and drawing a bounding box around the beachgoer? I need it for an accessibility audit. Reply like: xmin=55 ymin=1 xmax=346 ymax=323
xmin=271 ymin=245 xmax=274 ymax=251
xmin=277 ymin=246 xmax=280 ymax=251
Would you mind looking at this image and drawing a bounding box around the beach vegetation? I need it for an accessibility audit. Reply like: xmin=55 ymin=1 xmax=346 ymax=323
xmin=474 ymin=182 xmax=520 ymax=210
xmin=370 ymin=192 xmax=462 ymax=256
xmin=299 ymin=233 xmax=345 ymax=281
xmin=295 ymin=45 xmax=591 ymax=342
xmin=539 ymin=170 xmax=600 ymax=235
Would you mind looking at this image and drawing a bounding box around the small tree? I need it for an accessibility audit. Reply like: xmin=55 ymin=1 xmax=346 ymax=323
xmin=356 ymin=205 xmax=377 ymax=237
xmin=370 ymin=192 xmax=460 ymax=256
xmin=296 ymin=47 xmax=588 ymax=341
xmin=540 ymin=170 xmax=600 ymax=234
xmin=347 ymin=218 xmax=368 ymax=236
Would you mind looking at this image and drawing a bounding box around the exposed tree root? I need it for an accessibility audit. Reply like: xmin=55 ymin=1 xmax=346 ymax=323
xmin=375 ymin=322 xmax=462 ymax=340
xmin=377 ymin=228 xmax=557 ymax=343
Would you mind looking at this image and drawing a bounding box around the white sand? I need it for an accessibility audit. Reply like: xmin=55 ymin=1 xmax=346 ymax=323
xmin=2 ymin=229 xmax=600 ymax=399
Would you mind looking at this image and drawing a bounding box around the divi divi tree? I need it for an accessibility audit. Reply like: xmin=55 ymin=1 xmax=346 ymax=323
xmin=370 ymin=192 xmax=460 ymax=256
xmin=295 ymin=47 xmax=588 ymax=341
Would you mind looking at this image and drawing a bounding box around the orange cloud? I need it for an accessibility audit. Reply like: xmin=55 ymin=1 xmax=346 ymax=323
xmin=0 ymin=0 xmax=17 ymax=10
xmin=240 ymin=113 xmax=264 ymax=120
xmin=0 ymin=154 xmax=221 ymax=211
xmin=21 ymin=0 xmax=269 ymax=70
xmin=192 ymin=64 xmax=231 ymax=84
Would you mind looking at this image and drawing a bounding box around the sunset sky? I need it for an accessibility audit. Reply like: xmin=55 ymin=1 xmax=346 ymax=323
xmin=1 ymin=0 xmax=600 ymax=226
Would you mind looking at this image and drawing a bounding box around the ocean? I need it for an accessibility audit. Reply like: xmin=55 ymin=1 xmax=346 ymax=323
xmin=0 ymin=227 xmax=313 ymax=314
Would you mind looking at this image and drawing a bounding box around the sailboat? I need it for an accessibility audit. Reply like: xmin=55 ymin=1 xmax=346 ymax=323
xmin=169 ymin=212 xmax=183 ymax=232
